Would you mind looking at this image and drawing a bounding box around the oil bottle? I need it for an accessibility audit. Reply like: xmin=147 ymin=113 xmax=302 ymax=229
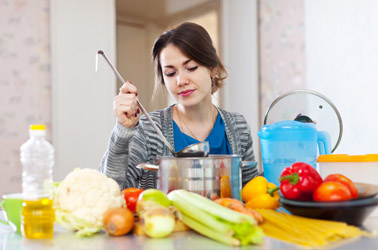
xmin=20 ymin=124 xmax=55 ymax=238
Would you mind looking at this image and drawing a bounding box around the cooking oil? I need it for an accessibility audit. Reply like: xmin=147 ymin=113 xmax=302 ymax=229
xmin=22 ymin=197 xmax=55 ymax=239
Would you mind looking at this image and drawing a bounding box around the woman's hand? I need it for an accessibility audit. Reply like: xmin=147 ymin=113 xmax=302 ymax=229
xmin=114 ymin=81 xmax=141 ymax=128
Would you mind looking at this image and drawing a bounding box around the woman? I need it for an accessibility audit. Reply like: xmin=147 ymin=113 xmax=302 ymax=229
xmin=99 ymin=22 xmax=256 ymax=190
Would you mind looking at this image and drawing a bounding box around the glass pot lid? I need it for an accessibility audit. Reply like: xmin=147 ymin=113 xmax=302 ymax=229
xmin=263 ymin=89 xmax=343 ymax=153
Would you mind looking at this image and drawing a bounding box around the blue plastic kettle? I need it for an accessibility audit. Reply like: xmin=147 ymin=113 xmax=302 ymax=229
xmin=258 ymin=120 xmax=331 ymax=187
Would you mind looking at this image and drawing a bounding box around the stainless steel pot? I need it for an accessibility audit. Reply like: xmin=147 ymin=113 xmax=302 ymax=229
xmin=137 ymin=155 xmax=258 ymax=200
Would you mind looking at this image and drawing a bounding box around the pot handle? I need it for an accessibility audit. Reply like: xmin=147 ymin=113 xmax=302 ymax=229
xmin=136 ymin=163 xmax=160 ymax=171
xmin=240 ymin=161 xmax=258 ymax=169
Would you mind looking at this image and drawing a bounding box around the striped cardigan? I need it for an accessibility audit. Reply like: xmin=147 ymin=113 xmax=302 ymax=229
xmin=99 ymin=105 xmax=257 ymax=190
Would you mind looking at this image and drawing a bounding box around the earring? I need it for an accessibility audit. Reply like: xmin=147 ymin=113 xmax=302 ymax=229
xmin=211 ymin=77 xmax=215 ymax=87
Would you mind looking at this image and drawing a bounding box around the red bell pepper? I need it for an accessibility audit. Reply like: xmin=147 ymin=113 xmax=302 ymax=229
xmin=279 ymin=162 xmax=323 ymax=201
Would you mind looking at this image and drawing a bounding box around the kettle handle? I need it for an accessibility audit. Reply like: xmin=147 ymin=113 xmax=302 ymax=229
xmin=317 ymin=131 xmax=331 ymax=155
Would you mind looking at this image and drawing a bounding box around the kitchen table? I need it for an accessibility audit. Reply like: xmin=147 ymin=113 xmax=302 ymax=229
xmin=1 ymin=211 xmax=377 ymax=250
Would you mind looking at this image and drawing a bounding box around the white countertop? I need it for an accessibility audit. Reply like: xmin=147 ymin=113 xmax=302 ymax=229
xmin=1 ymin=211 xmax=377 ymax=250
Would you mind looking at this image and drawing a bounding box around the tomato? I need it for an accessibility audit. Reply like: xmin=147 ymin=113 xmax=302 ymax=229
xmin=324 ymin=173 xmax=359 ymax=198
xmin=122 ymin=188 xmax=144 ymax=213
xmin=313 ymin=181 xmax=352 ymax=201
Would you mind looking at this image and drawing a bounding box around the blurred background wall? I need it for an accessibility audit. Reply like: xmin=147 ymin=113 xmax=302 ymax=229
xmin=0 ymin=0 xmax=51 ymax=194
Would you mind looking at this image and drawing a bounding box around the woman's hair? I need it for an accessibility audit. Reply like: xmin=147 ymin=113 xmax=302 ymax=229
xmin=152 ymin=22 xmax=227 ymax=102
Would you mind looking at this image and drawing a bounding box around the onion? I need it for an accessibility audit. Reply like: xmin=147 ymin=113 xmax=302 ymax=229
xmin=103 ymin=207 xmax=135 ymax=236
xmin=136 ymin=189 xmax=171 ymax=215
xmin=141 ymin=206 xmax=175 ymax=238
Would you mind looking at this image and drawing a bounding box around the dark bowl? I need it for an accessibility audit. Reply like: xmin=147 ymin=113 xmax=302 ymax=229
xmin=280 ymin=182 xmax=378 ymax=226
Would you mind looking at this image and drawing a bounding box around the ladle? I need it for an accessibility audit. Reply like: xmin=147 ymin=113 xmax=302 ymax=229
xmin=96 ymin=50 xmax=210 ymax=157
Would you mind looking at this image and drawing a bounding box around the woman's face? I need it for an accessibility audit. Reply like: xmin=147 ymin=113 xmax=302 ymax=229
xmin=160 ymin=44 xmax=213 ymax=107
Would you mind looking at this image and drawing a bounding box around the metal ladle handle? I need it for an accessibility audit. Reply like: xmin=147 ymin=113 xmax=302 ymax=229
xmin=96 ymin=50 xmax=177 ymax=156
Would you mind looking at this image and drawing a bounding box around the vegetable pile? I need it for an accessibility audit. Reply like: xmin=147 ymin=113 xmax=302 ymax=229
xmin=49 ymin=163 xmax=372 ymax=249
xmin=52 ymin=168 xmax=265 ymax=246
xmin=278 ymin=162 xmax=359 ymax=202
xmin=117 ymin=187 xmax=264 ymax=246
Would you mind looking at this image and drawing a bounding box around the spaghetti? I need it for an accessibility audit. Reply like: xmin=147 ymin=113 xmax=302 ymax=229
xmin=255 ymin=209 xmax=375 ymax=248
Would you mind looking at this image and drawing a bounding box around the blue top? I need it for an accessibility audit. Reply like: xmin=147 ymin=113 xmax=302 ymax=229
xmin=173 ymin=113 xmax=232 ymax=154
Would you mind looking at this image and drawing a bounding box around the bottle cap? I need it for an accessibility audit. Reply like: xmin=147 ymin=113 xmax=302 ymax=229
xmin=30 ymin=124 xmax=46 ymax=131
xmin=29 ymin=124 xmax=47 ymax=137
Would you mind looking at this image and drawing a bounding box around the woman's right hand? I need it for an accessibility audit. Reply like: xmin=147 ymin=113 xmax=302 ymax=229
xmin=114 ymin=81 xmax=141 ymax=128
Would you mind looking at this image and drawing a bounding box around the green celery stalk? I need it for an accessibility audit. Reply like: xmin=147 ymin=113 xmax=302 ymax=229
xmin=169 ymin=190 xmax=233 ymax=236
xmin=173 ymin=189 xmax=256 ymax=225
xmin=181 ymin=213 xmax=240 ymax=246
xmin=168 ymin=190 xmax=264 ymax=246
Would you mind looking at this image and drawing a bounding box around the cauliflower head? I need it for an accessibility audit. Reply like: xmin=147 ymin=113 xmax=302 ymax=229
xmin=54 ymin=168 xmax=125 ymax=236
